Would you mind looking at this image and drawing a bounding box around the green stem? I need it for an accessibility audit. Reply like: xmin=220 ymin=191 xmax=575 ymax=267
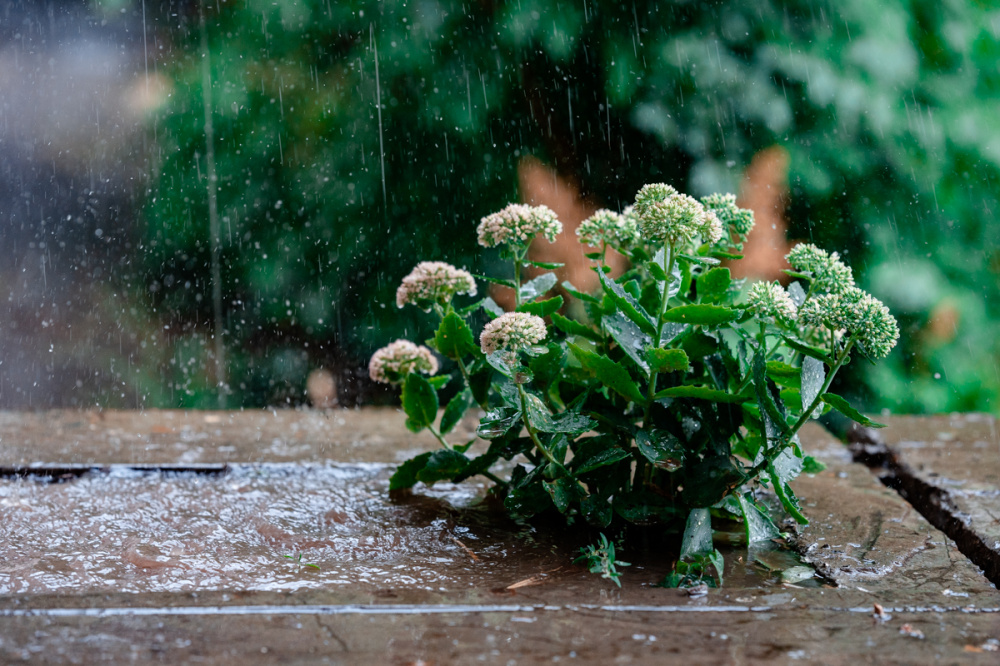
xmin=455 ymin=356 xmax=486 ymax=410
xmin=643 ymin=244 xmax=676 ymax=427
xmin=517 ymin=384 xmax=558 ymax=467
xmin=514 ymin=250 xmax=523 ymax=309
xmin=427 ymin=425 xmax=453 ymax=451
xmin=745 ymin=337 xmax=855 ymax=479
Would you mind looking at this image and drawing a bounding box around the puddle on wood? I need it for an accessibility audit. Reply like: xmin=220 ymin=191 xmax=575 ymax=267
xmin=0 ymin=464 xmax=817 ymax=594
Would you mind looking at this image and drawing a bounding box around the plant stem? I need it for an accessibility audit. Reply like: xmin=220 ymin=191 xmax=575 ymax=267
xmin=514 ymin=250 xmax=523 ymax=309
xmin=643 ymin=244 xmax=675 ymax=427
xmin=427 ymin=424 xmax=453 ymax=451
xmin=745 ymin=337 xmax=855 ymax=479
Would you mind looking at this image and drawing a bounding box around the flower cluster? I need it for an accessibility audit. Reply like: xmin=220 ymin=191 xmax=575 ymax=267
xmin=368 ymin=340 xmax=439 ymax=384
xmin=576 ymin=209 xmax=639 ymax=250
xmin=746 ymin=281 xmax=797 ymax=324
xmin=396 ymin=261 xmax=477 ymax=310
xmin=787 ymin=243 xmax=855 ymax=294
xmin=799 ymin=287 xmax=899 ymax=358
xmin=477 ymin=203 xmax=562 ymax=249
xmin=701 ymin=193 xmax=755 ymax=239
xmin=480 ymin=312 xmax=547 ymax=356
xmin=633 ymin=183 xmax=723 ymax=247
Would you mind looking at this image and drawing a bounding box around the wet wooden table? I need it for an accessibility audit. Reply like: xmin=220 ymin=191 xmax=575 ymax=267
xmin=0 ymin=410 xmax=997 ymax=664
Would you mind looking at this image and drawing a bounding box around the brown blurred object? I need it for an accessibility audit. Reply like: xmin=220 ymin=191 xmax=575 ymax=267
xmin=925 ymin=299 xmax=960 ymax=345
xmin=306 ymin=368 xmax=339 ymax=409
xmin=731 ymin=146 xmax=793 ymax=281
xmin=502 ymin=147 xmax=794 ymax=311
xmin=489 ymin=158 xmax=630 ymax=312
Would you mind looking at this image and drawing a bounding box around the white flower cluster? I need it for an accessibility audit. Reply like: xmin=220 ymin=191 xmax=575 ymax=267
xmin=477 ymin=203 xmax=562 ymax=249
xmin=787 ymin=243 xmax=855 ymax=293
xmin=798 ymin=287 xmax=899 ymax=358
xmin=701 ymin=192 xmax=755 ymax=239
xmin=480 ymin=312 xmax=547 ymax=356
xmin=368 ymin=340 xmax=439 ymax=384
xmin=396 ymin=261 xmax=477 ymax=310
xmin=576 ymin=209 xmax=639 ymax=250
xmin=746 ymin=281 xmax=797 ymax=324
xmin=633 ymin=183 xmax=723 ymax=247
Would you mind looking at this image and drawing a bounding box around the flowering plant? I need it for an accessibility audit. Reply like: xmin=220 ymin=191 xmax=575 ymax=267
xmin=369 ymin=185 xmax=897 ymax=586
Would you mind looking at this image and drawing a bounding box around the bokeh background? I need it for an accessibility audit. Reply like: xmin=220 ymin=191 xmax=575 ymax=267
xmin=1 ymin=0 xmax=998 ymax=413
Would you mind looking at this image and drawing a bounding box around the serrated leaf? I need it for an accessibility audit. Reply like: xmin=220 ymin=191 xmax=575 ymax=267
xmin=680 ymin=508 xmax=713 ymax=560
xmin=698 ymin=267 xmax=731 ymax=300
xmin=517 ymin=295 xmax=563 ymax=317
xmin=402 ymin=373 xmax=439 ymax=432
xmin=568 ymin=343 xmax=646 ymax=405
xmin=646 ymin=348 xmax=690 ymax=374
xmin=597 ymin=270 xmax=656 ymax=336
xmin=389 ymin=452 xmax=432 ymax=490
xmin=821 ymin=393 xmax=886 ymax=428
xmin=604 ymin=310 xmax=652 ymax=373
xmin=551 ymin=312 xmax=603 ymax=341
xmin=416 ymin=449 xmax=470 ymax=485
xmin=654 ymin=385 xmax=750 ymax=403
xmin=635 ymin=429 xmax=684 ymax=471
xmin=440 ymin=388 xmax=472 ymax=434
xmin=519 ymin=273 xmax=558 ymax=301
xmin=434 ymin=312 xmax=477 ymax=360
xmin=662 ymin=304 xmax=740 ymax=326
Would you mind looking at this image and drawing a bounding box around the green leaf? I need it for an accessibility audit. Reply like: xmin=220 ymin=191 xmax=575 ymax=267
xmin=735 ymin=494 xmax=780 ymax=545
xmin=402 ymin=373 xmax=439 ymax=432
xmin=766 ymin=361 xmax=801 ymax=388
xmin=769 ymin=461 xmax=808 ymax=525
xmin=698 ymin=267 xmax=731 ymax=300
xmin=580 ymin=494 xmax=613 ymax=528
xmin=427 ymin=375 xmax=451 ymax=390
xmin=679 ymin=253 xmax=721 ymax=266
xmin=440 ymin=388 xmax=472 ymax=435
xmin=526 ymin=260 xmax=565 ymax=270
xmin=473 ymin=273 xmax=517 ymax=289
xmin=604 ymin=310 xmax=652 ymax=372
xmin=482 ymin=297 xmax=505 ymax=318
xmin=597 ymin=270 xmax=656 ymax=336
xmin=389 ymin=452 xmax=432 ymax=491
xmin=752 ymin=352 xmax=791 ymax=438
xmin=680 ymin=508 xmax=713 ymax=560
xmin=821 ymin=393 xmax=887 ymax=428
xmin=802 ymin=456 xmax=827 ymax=474
xmin=517 ymin=295 xmax=563 ymax=317
xmin=416 ymin=449 xmax=470 ymax=485
xmin=477 ymin=407 xmax=522 ymax=439
xmin=434 ymin=312 xmax=477 ymax=360
xmin=568 ymin=343 xmax=646 ymax=405
xmin=783 ymin=337 xmax=835 ymax=365
xmin=635 ymin=429 xmax=684 ymax=471
xmin=519 ymin=273 xmax=558 ymax=301
xmin=682 ymin=454 xmax=746 ymax=507
xmin=561 ymin=280 xmax=599 ymax=303
xmin=654 ymin=385 xmax=750 ymax=403
xmin=646 ymin=348 xmax=690 ymax=374
xmin=662 ymin=304 xmax=740 ymax=326
xmin=572 ymin=444 xmax=631 ymax=474
xmin=551 ymin=312 xmax=603 ymax=341
xmin=544 ymin=476 xmax=586 ymax=512
xmin=800 ymin=356 xmax=826 ymax=418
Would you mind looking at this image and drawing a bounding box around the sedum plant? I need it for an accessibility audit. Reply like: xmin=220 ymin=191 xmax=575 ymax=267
xmin=368 ymin=185 xmax=898 ymax=586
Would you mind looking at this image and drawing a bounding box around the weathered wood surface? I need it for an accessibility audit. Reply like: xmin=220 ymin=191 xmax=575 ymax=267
xmin=0 ymin=410 xmax=997 ymax=664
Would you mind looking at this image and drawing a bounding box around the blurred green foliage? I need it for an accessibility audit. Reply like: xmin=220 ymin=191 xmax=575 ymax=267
xmin=145 ymin=0 xmax=1000 ymax=411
